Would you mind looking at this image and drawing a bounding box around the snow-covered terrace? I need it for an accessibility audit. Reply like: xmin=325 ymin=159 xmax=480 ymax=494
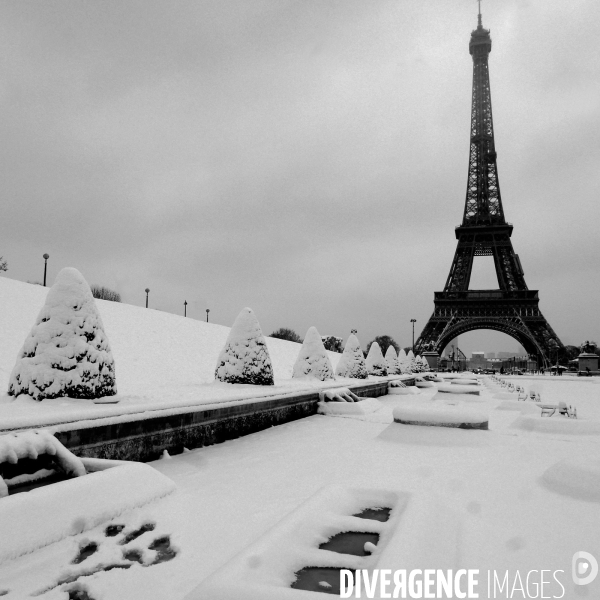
xmin=1 ymin=277 xmax=600 ymax=599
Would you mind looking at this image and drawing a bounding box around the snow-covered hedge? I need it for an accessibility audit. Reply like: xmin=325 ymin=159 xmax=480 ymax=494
xmin=8 ymin=268 xmax=117 ymax=401
xmin=365 ymin=341 xmax=387 ymax=376
xmin=292 ymin=326 xmax=335 ymax=381
xmin=335 ymin=334 xmax=368 ymax=379
xmin=215 ymin=308 xmax=274 ymax=385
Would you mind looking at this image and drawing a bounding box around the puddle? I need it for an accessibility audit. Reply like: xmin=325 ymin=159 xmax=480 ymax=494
xmin=68 ymin=588 xmax=94 ymax=600
xmin=120 ymin=523 xmax=155 ymax=545
xmin=148 ymin=536 xmax=177 ymax=564
xmin=353 ymin=507 xmax=391 ymax=522
xmin=319 ymin=532 xmax=379 ymax=556
xmin=105 ymin=524 xmax=125 ymax=537
xmin=73 ymin=542 xmax=98 ymax=564
xmin=123 ymin=549 xmax=144 ymax=564
xmin=292 ymin=567 xmax=354 ymax=594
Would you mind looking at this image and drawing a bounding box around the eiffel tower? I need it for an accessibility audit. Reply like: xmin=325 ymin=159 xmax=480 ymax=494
xmin=415 ymin=7 xmax=563 ymax=367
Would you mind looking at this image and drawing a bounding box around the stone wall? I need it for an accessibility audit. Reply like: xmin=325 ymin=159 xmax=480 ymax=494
xmin=55 ymin=379 xmax=401 ymax=463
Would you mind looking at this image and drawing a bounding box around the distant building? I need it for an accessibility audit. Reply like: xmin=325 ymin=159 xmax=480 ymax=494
xmin=469 ymin=352 xmax=486 ymax=370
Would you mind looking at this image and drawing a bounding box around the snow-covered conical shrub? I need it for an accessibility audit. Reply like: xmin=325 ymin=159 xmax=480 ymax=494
xmin=293 ymin=326 xmax=335 ymax=381
xmin=397 ymin=349 xmax=409 ymax=374
xmin=335 ymin=334 xmax=368 ymax=379
xmin=410 ymin=353 xmax=423 ymax=373
xmin=418 ymin=355 xmax=430 ymax=371
xmin=385 ymin=345 xmax=400 ymax=375
xmin=8 ymin=268 xmax=117 ymax=401
xmin=215 ymin=307 xmax=274 ymax=385
xmin=365 ymin=342 xmax=387 ymax=376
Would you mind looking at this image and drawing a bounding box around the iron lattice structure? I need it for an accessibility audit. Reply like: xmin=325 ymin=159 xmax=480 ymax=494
xmin=416 ymin=12 xmax=563 ymax=366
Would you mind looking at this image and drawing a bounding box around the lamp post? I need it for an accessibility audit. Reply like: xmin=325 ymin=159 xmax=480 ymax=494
xmin=145 ymin=288 xmax=150 ymax=308
xmin=410 ymin=319 xmax=417 ymax=353
xmin=43 ymin=253 xmax=49 ymax=286
xmin=351 ymin=329 xmax=357 ymax=335
xmin=206 ymin=308 xmax=210 ymax=323
xmin=184 ymin=300 xmax=187 ymax=317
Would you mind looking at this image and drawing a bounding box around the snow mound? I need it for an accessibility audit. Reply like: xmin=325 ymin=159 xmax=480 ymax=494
xmin=335 ymin=334 xmax=368 ymax=379
xmin=318 ymin=388 xmax=360 ymax=403
xmin=215 ymin=308 xmax=274 ymax=385
xmin=292 ymin=326 xmax=335 ymax=381
xmin=511 ymin=415 xmax=600 ymax=435
xmin=8 ymin=267 xmax=117 ymax=401
xmin=542 ymin=458 xmax=600 ymax=503
xmin=365 ymin=342 xmax=387 ymax=377
xmin=393 ymin=403 xmax=489 ymax=429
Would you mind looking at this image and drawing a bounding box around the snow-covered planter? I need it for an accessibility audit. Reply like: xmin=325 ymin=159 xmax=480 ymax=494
xmin=292 ymin=326 xmax=334 ymax=381
xmin=365 ymin=342 xmax=387 ymax=377
xmin=384 ymin=346 xmax=401 ymax=375
xmin=215 ymin=308 xmax=274 ymax=385
xmin=0 ymin=455 xmax=175 ymax=562
xmin=415 ymin=377 xmax=435 ymax=388
xmin=8 ymin=268 xmax=117 ymax=401
xmin=437 ymin=384 xmax=481 ymax=395
xmin=335 ymin=334 xmax=368 ymax=379
xmin=393 ymin=404 xmax=489 ymax=430
xmin=0 ymin=430 xmax=86 ymax=497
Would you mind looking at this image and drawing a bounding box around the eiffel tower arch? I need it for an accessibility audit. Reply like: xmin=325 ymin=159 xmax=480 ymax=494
xmin=415 ymin=9 xmax=563 ymax=367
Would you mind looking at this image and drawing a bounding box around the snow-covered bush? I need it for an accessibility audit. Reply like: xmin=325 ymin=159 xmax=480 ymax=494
xmin=365 ymin=342 xmax=388 ymax=376
xmin=398 ymin=349 xmax=410 ymax=374
xmin=335 ymin=334 xmax=368 ymax=379
xmin=8 ymin=268 xmax=117 ymax=401
xmin=410 ymin=353 xmax=424 ymax=373
xmin=293 ymin=326 xmax=335 ymax=381
xmin=385 ymin=346 xmax=401 ymax=375
xmin=419 ymin=355 xmax=431 ymax=371
xmin=215 ymin=307 xmax=274 ymax=385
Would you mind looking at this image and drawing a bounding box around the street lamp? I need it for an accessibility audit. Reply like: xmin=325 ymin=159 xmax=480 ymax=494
xmin=351 ymin=329 xmax=357 ymax=335
xmin=145 ymin=288 xmax=150 ymax=308
xmin=184 ymin=300 xmax=187 ymax=317
xmin=410 ymin=319 xmax=417 ymax=353
xmin=43 ymin=253 xmax=49 ymax=286
xmin=206 ymin=308 xmax=210 ymax=323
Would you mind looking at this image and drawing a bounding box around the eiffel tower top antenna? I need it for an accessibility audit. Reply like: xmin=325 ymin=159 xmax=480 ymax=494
xmin=478 ymin=0 xmax=482 ymax=28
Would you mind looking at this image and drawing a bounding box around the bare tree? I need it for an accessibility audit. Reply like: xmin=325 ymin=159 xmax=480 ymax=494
xmin=0 ymin=256 xmax=7 ymax=272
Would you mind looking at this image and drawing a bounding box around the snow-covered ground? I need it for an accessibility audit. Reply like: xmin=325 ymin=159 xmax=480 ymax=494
xmin=1 ymin=277 xmax=600 ymax=599
xmin=0 ymin=378 xmax=599 ymax=599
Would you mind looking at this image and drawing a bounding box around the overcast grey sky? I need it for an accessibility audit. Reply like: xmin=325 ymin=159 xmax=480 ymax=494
xmin=1 ymin=0 xmax=599 ymax=355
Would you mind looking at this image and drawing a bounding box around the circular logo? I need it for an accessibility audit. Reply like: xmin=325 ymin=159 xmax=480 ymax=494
xmin=572 ymin=551 xmax=599 ymax=586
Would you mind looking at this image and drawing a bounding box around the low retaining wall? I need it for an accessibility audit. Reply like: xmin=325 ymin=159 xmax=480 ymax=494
xmin=55 ymin=379 xmax=405 ymax=463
